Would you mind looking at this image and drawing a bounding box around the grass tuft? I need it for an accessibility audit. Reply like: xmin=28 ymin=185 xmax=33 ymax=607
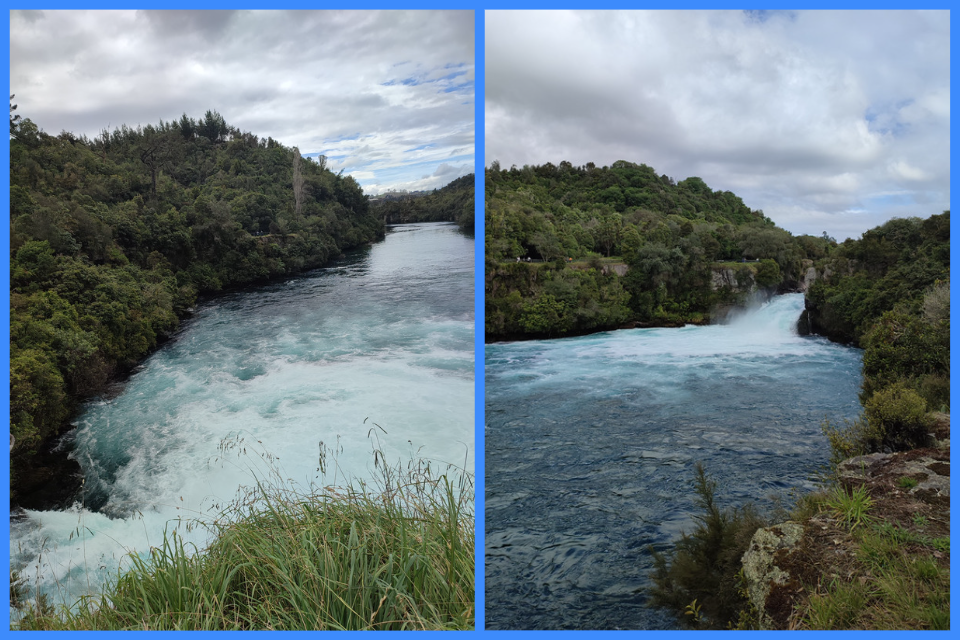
xmin=825 ymin=483 xmax=874 ymax=530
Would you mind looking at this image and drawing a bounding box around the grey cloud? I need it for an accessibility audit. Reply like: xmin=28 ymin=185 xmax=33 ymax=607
xmin=12 ymin=9 xmax=45 ymax=24
xmin=11 ymin=9 xmax=474 ymax=193
xmin=486 ymin=10 xmax=948 ymax=239
xmin=139 ymin=10 xmax=239 ymax=40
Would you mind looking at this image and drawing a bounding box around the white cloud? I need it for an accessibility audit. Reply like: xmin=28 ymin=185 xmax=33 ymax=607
xmin=486 ymin=10 xmax=949 ymax=239
xmin=10 ymin=9 xmax=475 ymax=193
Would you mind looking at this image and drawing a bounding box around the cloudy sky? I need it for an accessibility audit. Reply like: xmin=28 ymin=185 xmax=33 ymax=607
xmin=10 ymin=10 xmax=474 ymax=194
xmin=486 ymin=10 xmax=949 ymax=240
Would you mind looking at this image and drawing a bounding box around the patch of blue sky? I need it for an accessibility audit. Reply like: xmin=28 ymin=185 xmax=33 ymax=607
xmin=385 ymin=65 xmax=471 ymax=88
xmin=405 ymin=144 xmax=434 ymax=153
xmin=864 ymin=103 xmax=912 ymax=137
xmin=864 ymin=192 xmax=916 ymax=208
xmin=382 ymin=75 xmax=432 ymax=87
xmin=436 ymin=70 xmax=468 ymax=82
xmin=442 ymin=80 xmax=474 ymax=94
xmin=743 ymin=10 xmax=797 ymax=23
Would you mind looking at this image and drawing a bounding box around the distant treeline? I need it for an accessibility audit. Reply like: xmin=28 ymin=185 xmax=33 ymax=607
xmin=9 ymin=100 xmax=384 ymax=492
xmin=485 ymin=160 xmax=835 ymax=340
xmin=371 ymin=173 xmax=474 ymax=232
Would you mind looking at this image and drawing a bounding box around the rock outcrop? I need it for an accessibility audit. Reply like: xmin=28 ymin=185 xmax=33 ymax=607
xmin=741 ymin=418 xmax=950 ymax=629
xmin=741 ymin=522 xmax=805 ymax=629
xmin=710 ymin=265 xmax=756 ymax=293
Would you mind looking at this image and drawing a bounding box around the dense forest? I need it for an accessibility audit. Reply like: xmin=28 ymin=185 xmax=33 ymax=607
xmin=485 ymin=160 xmax=834 ymax=340
xmin=9 ymin=98 xmax=385 ymax=496
xmin=371 ymin=173 xmax=474 ymax=232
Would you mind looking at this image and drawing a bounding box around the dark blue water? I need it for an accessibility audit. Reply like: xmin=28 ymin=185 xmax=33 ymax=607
xmin=484 ymin=294 xmax=862 ymax=629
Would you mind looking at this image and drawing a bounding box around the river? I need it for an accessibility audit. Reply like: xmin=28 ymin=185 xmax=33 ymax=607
xmin=11 ymin=221 xmax=474 ymax=611
xmin=484 ymin=294 xmax=862 ymax=629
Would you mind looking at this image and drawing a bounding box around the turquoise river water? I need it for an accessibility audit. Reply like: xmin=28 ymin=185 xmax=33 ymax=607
xmin=11 ymin=222 xmax=474 ymax=611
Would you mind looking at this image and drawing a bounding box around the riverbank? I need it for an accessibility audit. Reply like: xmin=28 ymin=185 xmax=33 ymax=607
xmin=13 ymin=458 xmax=476 ymax=630
xmin=485 ymin=287 xmax=781 ymax=343
xmin=742 ymin=413 xmax=949 ymax=629
xmin=11 ymin=245 xmax=374 ymax=513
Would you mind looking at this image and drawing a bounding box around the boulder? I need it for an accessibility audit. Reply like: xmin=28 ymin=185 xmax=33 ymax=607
xmin=741 ymin=522 xmax=804 ymax=629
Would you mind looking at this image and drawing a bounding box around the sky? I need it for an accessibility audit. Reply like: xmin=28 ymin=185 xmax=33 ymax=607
xmin=486 ymin=10 xmax=950 ymax=240
xmin=10 ymin=9 xmax=475 ymax=195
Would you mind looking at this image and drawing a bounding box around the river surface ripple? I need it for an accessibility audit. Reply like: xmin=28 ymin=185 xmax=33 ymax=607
xmin=11 ymin=222 xmax=474 ymax=611
xmin=484 ymin=294 xmax=862 ymax=630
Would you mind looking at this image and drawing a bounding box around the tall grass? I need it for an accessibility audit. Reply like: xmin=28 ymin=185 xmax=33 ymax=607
xmin=12 ymin=441 xmax=474 ymax=630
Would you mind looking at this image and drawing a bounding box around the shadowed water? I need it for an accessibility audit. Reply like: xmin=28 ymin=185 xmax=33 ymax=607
xmin=11 ymin=222 xmax=474 ymax=611
xmin=485 ymin=294 xmax=862 ymax=629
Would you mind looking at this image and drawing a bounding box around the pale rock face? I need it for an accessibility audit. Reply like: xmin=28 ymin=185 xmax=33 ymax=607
xmin=709 ymin=267 xmax=756 ymax=292
xmin=740 ymin=522 xmax=804 ymax=629
xmin=800 ymin=266 xmax=818 ymax=292
xmin=602 ymin=263 xmax=629 ymax=277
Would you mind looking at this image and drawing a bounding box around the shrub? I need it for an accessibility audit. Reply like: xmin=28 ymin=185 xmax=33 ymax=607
xmin=823 ymin=384 xmax=932 ymax=464
xmin=860 ymin=310 xmax=948 ymax=407
xmin=864 ymin=383 xmax=932 ymax=452
xmin=825 ymin=484 xmax=874 ymax=530
xmin=754 ymin=259 xmax=781 ymax=288
xmin=821 ymin=416 xmax=876 ymax=466
xmin=648 ymin=463 xmax=767 ymax=629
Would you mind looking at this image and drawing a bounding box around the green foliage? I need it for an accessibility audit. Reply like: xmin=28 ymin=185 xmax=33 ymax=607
xmin=9 ymin=108 xmax=384 ymax=493
xmin=897 ymin=477 xmax=919 ymax=489
xmin=825 ymin=484 xmax=874 ymax=530
xmin=862 ymin=383 xmax=932 ymax=452
xmin=805 ymin=213 xmax=949 ymax=347
xmin=484 ymin=160 xmax=827 ymax=339
xmin=821 ymin=416 xmax=873 ymax=466
xmin=802 ymin=521 xmax=949 ymax=630
xmin=859 ymin=283 xmax=949 ymax=408
xmin=822 ymin=383 xmax=931 ymax=463
xmin=754 ymin=259 xmax=781 ymax=288
xmin=485 ymin=261 xmax=630 ymax=337
xmin=648 ymin=463 xmax=767 ymax=629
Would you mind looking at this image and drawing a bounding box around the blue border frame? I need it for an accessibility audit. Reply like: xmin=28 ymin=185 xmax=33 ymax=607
xmin=4 ymin=2 xmax=957 ymax=635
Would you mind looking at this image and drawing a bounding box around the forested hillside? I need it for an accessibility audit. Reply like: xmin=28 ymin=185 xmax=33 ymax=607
xmin=802 ymin=211 xmax=950 ymax=409
xmin=9 ymin=100 xmax=384 ymax=493
xmin=485 ymin=160 xmax=833 ymax=340
xmin=372 ymin=173 xmax=474 ymax=232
